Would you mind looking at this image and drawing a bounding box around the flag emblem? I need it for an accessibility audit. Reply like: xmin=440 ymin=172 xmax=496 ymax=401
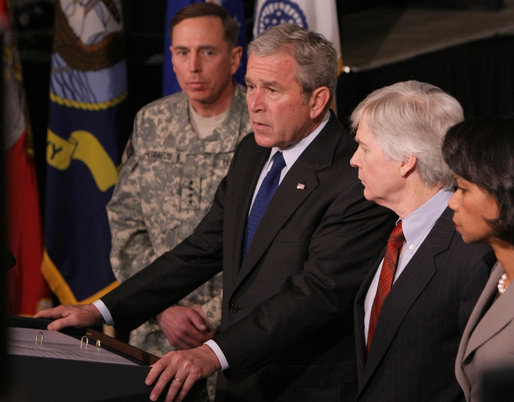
xmin=255 ymin=0 xmax=308 ymax=35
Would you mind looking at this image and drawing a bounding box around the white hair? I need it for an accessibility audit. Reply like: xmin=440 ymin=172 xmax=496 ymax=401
xmin=351 ymin=80 xmax=464 ymax=188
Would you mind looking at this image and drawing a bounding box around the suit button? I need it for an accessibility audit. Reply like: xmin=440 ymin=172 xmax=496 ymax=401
xmin=229 ymin=303 xmax=239 ymax=313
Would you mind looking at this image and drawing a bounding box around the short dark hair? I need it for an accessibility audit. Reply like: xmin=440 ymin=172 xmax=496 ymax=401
xmin=442 ymin=116 xmax=514 ymax=245
xmin=169 ymin=3 xmax=239 ymax=48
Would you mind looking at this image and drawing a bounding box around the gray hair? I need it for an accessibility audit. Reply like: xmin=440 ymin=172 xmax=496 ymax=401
xmin=248 ymin=24 xmax=338 ymax=109
xmin=351 ymin=80 xmax=464 ymax=189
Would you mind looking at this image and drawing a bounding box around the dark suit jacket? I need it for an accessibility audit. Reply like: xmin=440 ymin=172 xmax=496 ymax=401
xmin=354 ymin=208 xmax=495 ymax=402
xmin=103 ymin=114 xmax=396 ymax=401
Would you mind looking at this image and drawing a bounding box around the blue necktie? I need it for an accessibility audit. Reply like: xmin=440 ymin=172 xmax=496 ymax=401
xmin=243 ymin=152 xmax=286 ymax=259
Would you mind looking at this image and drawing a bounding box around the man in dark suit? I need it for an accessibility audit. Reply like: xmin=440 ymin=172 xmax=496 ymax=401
xmin=349 ymin=80 xmax=495 ymax=401
xmin=36 ymin=25 xmax=394 ymax=401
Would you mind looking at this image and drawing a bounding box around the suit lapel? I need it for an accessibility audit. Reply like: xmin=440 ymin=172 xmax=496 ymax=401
xmin=234 ymin=114 xmax=340 ymax=291
xmin=237 ymin=158 xmax=319 ymax=283
xmin=354 ymin=251 xmax=385 ymax=384
xmin=361 ymin=209 xmax=455 ymax=387
xmin=463 ymin=263 xmax=513 ymax=362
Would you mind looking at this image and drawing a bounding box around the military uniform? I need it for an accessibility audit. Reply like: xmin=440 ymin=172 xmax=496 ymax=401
xmin=107 ymin=83 xmax=250 ymax=400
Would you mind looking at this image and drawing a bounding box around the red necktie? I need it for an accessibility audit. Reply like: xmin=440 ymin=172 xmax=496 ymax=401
xmin=367 ymin=221 xmax=404 ymax=354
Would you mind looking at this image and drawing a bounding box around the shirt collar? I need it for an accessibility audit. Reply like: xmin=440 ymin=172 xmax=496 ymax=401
xmin=401 ymin=188 xmax=453 ymax=247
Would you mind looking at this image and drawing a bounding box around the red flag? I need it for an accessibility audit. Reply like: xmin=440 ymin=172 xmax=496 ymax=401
xmin=2 ymin=0 xmax=52 ymax=315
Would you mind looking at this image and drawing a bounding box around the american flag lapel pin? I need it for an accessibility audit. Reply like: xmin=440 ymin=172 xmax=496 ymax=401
xmin=296 ymin=183 xmax=306 ymax=190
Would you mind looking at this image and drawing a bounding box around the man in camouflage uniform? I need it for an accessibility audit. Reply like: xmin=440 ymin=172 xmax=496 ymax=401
xmin=106 ymin=4 xmax=251 ymax=400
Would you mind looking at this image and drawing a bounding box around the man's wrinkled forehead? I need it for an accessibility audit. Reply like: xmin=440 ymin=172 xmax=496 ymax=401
xmin=171 ymin=15 xmax=228 ymax=46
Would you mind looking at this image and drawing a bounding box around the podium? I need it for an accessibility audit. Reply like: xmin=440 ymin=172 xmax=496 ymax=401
xmin=7 ymin=316 xmax=159 ymax=402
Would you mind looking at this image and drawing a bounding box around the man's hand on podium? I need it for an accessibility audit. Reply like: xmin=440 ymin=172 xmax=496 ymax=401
xmin=146 ymin=344 xmax=221 ymax=402
xmin=35 ymin=304 xmax=103 ymax=331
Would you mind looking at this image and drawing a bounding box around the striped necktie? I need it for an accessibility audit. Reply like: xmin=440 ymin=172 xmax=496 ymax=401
xmin=367 ymin=221 xmax=404 ymax=354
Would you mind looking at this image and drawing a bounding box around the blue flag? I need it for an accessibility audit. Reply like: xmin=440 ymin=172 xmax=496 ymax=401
xmin=162 ymin=0 xmax=247 ymax=96
xmin=42 ymin=1 xmax=129 ymax=304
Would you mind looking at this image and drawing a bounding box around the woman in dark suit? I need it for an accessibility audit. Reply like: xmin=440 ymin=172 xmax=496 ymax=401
xmin=443 ymin=116 xmax=514 ymax=402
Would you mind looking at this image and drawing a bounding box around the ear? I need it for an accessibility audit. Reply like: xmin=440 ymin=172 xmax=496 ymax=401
xmin=230 ymin=46 xmax=243 ymax=75
xmin=399 ymin=155 xmax=417 ymax=178
xmin=309 ymin=86 xmax=331 ymax=120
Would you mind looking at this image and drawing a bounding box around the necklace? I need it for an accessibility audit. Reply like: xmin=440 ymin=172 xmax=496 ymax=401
xmin=497 ymin=272 xmax=509 ymax=294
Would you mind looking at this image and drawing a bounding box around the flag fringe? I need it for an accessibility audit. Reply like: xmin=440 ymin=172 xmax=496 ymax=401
xmin=49 ymin=90 xmax=128 ymax=111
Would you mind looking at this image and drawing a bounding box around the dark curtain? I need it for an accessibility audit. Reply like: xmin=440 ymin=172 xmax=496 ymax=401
xmin=337 ymin=35 xmax=514 ymax=126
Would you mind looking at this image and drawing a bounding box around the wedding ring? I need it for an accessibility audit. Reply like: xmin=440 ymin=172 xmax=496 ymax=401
xmin=174 ymin=377 xmax=183 ymax=384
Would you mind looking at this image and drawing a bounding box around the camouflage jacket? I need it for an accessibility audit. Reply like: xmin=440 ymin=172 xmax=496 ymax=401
xmin=107 ymin=83 xmax=251 ymax=356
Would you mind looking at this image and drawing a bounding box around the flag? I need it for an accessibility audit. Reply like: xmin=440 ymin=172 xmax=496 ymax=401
xmin=253 ymin=0 xmax=343 ymax=74
xmin=162 ymin=0 xmax=247 ymax=96
xmin=42 ymin=0 xmax=129 ymax=304
xmin=1 ymin=0 xmax=52 ymax=315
